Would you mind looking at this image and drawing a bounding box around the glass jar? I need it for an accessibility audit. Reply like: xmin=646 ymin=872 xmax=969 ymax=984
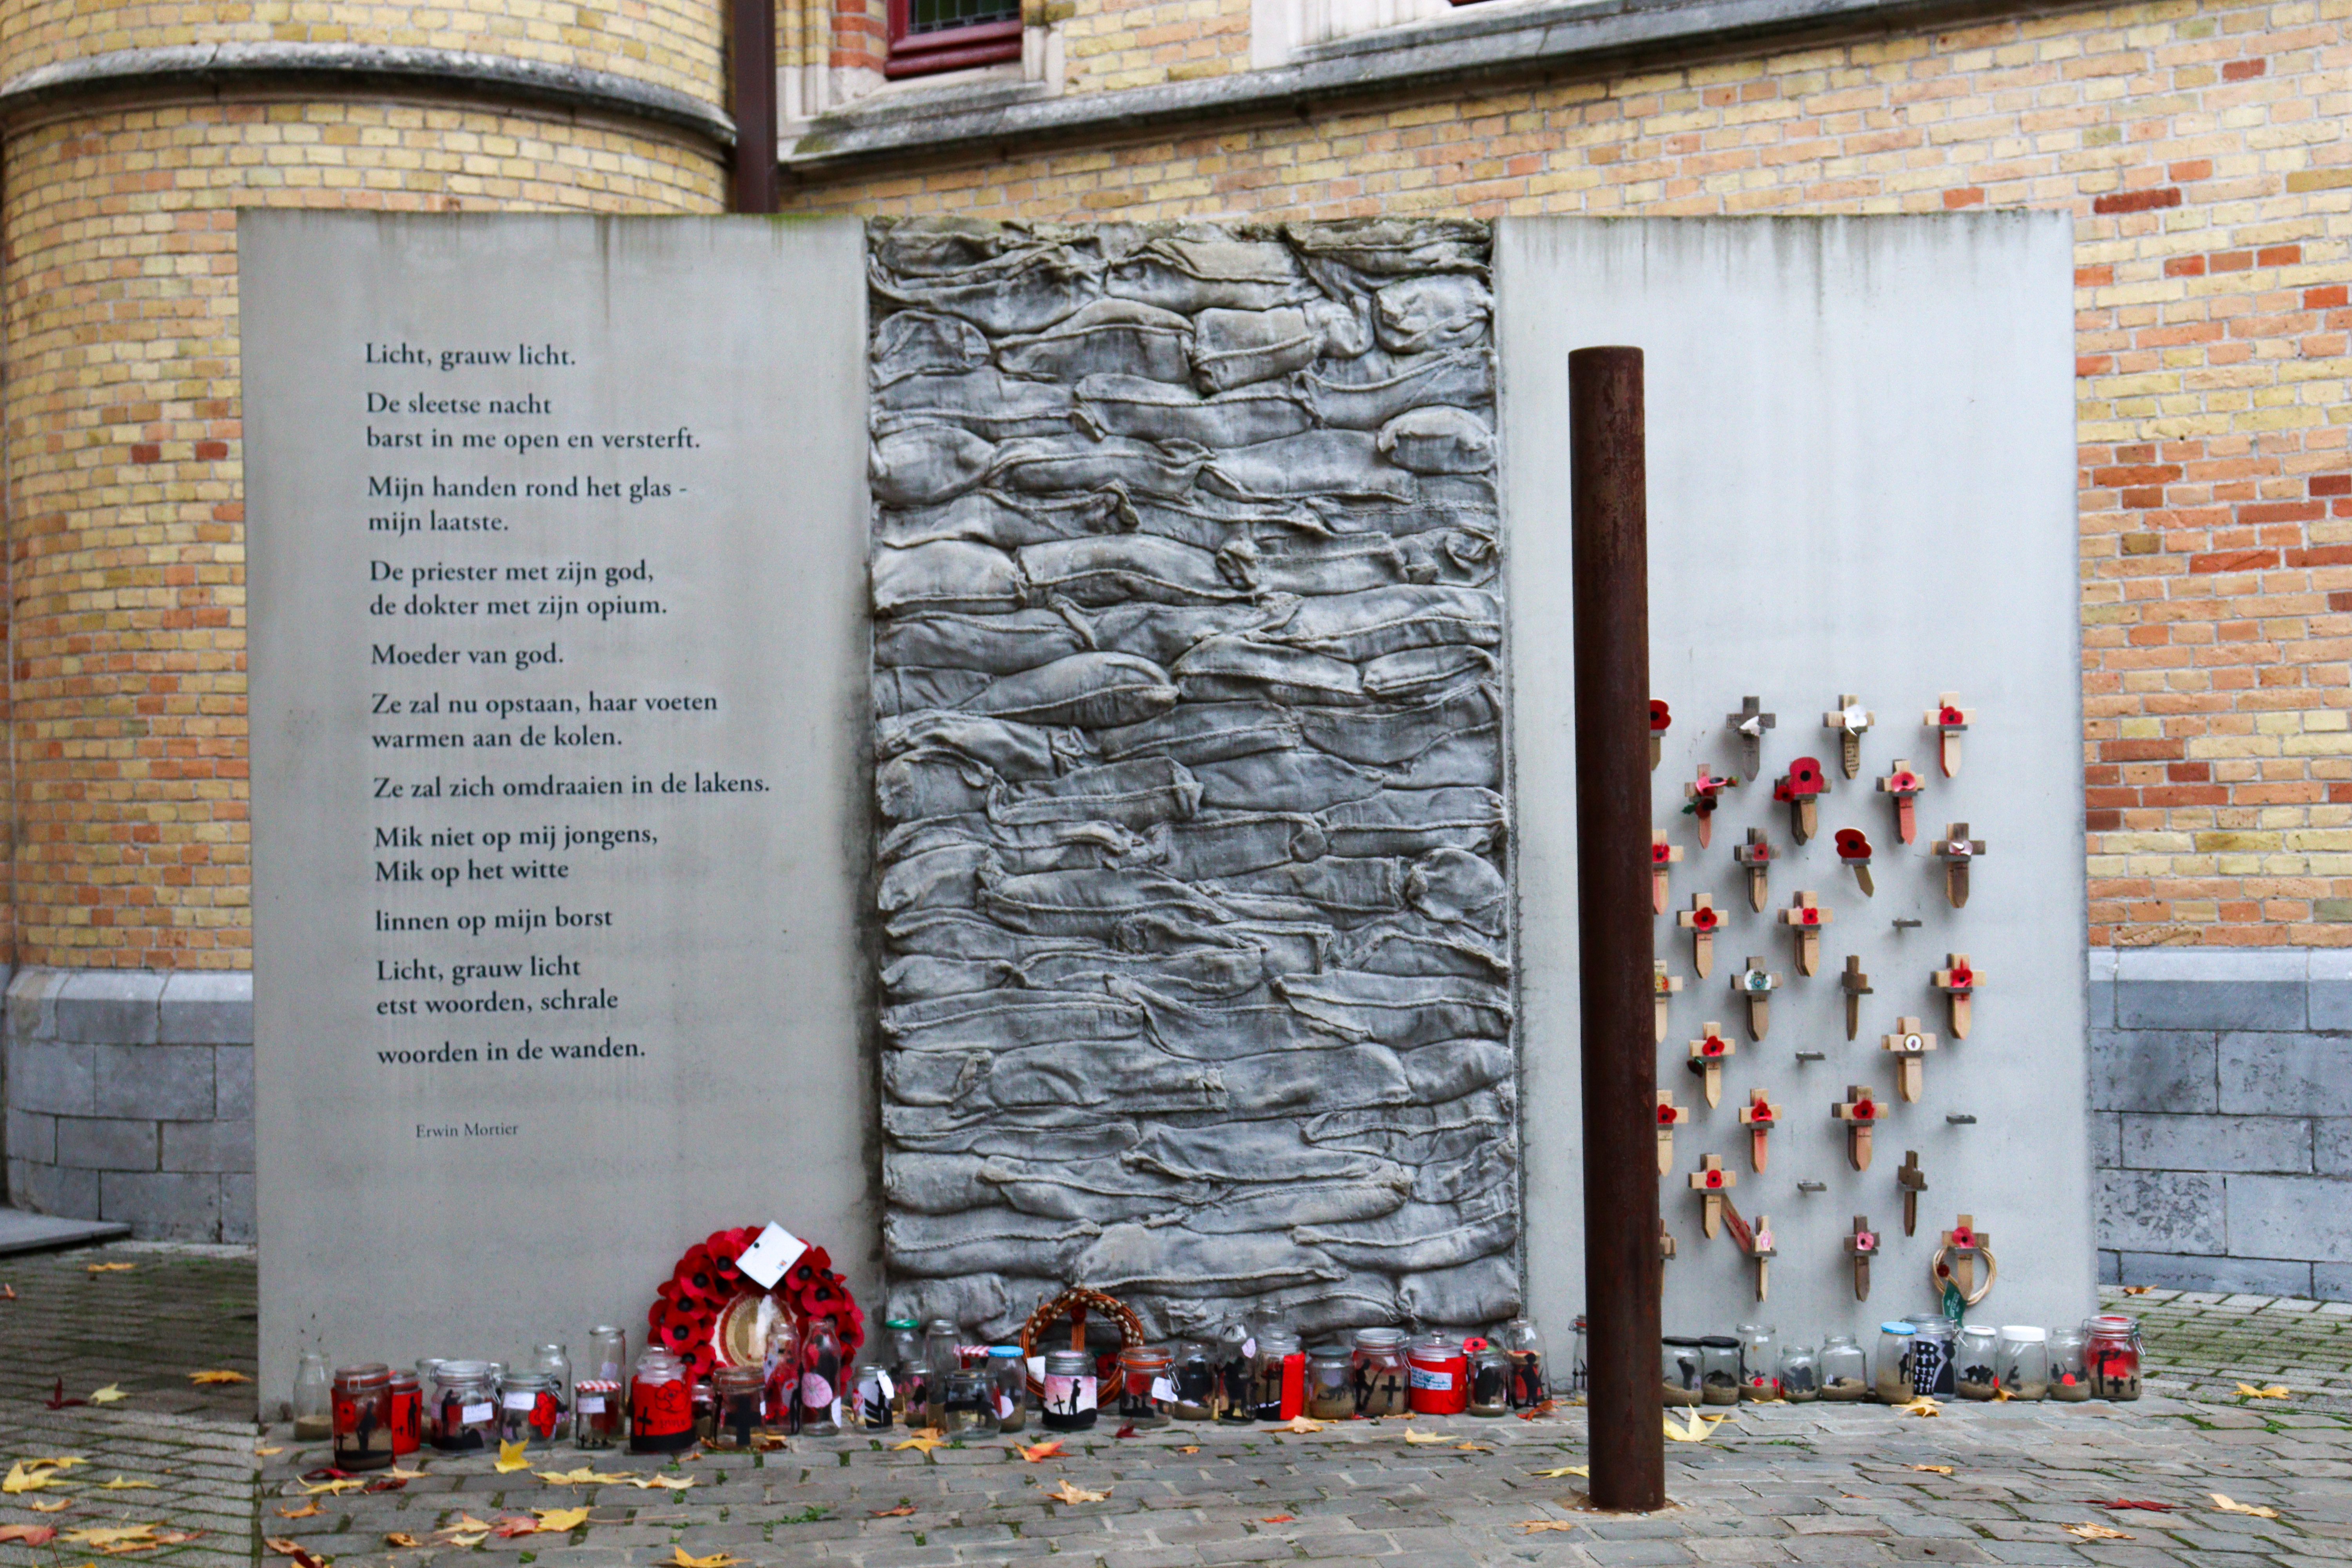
xmin=532 ymin=1344 xmax=573 ymax=1423
xmin=1254 ymin=1329 xmax=1305 ymax=1421
xmin=1955 ymin=1325 xmax=2000 ymax=1399
xmin=1172 ymin=1339 xmax=1216 ymax=1420
xmin=764 ymin=1312 xmax=802 ymax=1434
xmin=693 ymin=1380 xmax=715 ymax=1444
xmin=852 ymin=1359 xmax=896 ymax=1432
xmin=292 ymin=1352 xmax=332 ymax=1440
xmin=1213 ymin=1325 xmax=1255 ymax=1423
xmin=573 ymin=1380 xmax=622 ymax=1446
xmin=711 ymin=1365 xmax=767 ymax=1449
xmin=1905 ymin=1317 xmax=1956 ymax=1397
xmin=628 ymin=1348 xmax=695 ymax=1454
xmin=1997 ymin=1326 xmax=2048 ymax=1400
xmin=1041 ymin=1348 xmax=1098 ymax=1431
xmin=1307 ymin=1348 xmax=1354 ymax=1421
xmin=988 ymin=1346 xmax=1027 ymax=1433
xmin=1699 ymin=1337 xmax=1741 ymax=1405
xmin=1873 ymin=1323 xmax=1916 ymax=1404
xmin=1468 ymin=1346 xmax=1512 ymax=1416
xmin=497 ymin=1371 xmax=562 ymax=1447
xmin=2049 ymin=1327 xmax=2091 ymax=1401
xmin=922 ymin=1319 xmax=960 ymax=1428
xmin=413 ymin=1359 xmax=444 ymax=1445
xmin=1778 ymin=1345 xmax=1819 ymax=1403
xmin=1351 ymin=1328 xmax=1408 ymax=1417
xmin=387 ymin=1371 xmax=423 ymax=1456
xmin=587 ymin=1326 xmax=628 ymax=1386
xmin=802 ymin=1317 xmax=845 ymax=1436
xmin=331 ymin=1363 xmax=394 ymax=1471
xmin=1735 ymin=1324 xmax=1778 ymax=1401
xmin=1118 ymin=1347 xmax=1175 ymax=1427
xmin=885 ymin=1319 xmax=924 ymax=1421
xmin=1570 ymin=1316 xmax=1588 ymax=1397
xmin=1661 ymin=1337 xmax=1703 ymax=1406
xmin=1406 ymin=1332 xmax=1467 ymax=1416
xmin=432 ymin=1361 xmax=497 ymax=1452
xmin=1820 ymin=1336 xmax=1868 ymax=1402
xmin=941 ymin=1367 xmax=996 ymax=1436
xmin=2084 ymin=1316 xmax=2142 ymax=1400
xmin=1501 ymin=1317 xmax=1549 ymax=1408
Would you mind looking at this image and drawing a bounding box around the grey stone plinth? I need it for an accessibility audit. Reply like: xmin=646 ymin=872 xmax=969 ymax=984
xmin=2095 ymin=1169 xmax=2225 ymax=1255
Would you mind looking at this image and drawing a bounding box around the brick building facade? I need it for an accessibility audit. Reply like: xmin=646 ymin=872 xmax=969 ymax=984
xmin=0 ymin=0 xmax=2343 ymax=1280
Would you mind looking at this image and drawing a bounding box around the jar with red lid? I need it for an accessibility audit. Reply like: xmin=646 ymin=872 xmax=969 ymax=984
xmin=386 ymin=1371 xmax=422 ymax=1457
xmin=573 ymin=1379 xmax=622 ymax=1447
xmin=331 ymin=1363 xmax=394 ymax=1471
xmin=1115 ymin=1346 xmax=1174 ymax=1427
xmin=628 ymin=1347 xmax=696 ymax=1454
xmin=2083 ymin=1316 xmax=2141 ymax=1401
xmin=1406 ymin=1332 xmax=1467 ymax=1416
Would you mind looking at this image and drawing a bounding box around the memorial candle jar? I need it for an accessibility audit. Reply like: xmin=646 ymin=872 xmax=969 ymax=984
xmin=1252 ymin=1329 xmax=1305 ymax=1421
xmin=587 ymin=1325 xmax=628 ymax=1386
xmin=1502 ymin=1317 xmax=1549 ymax=1408
xmin=1819 ymin=1336 xmax=1869 ymax=1402
xmin=1040 ymin=1349 xmax=1098 ymax=1431
xmin=292 ymin=1352 xmax=332 ymax=1441
xmin=1307 ymin=1349 xmax=1354 ymax=1421
xmin=1996 ymin=1326 xmax=2048 ymax=1400
xmin=885 ymin=1319 xmax=925 ymax=1421
xmin=628 ymin=1348 xmax=696 ymax=1454
xmin=1213 ymin=1325 xmax=1254 ymax=1423
xmin=764 ymin=1313 xmax=802 ymax=1434
xmin=1468 ymin=1347 xmax=1512 ymax=1416
xmin=711 ymin=1365 xmax=767 ymax=1450
xmin=1116 ymin=1347 xmax=1174 ymax=1427
xmin=853 ymin=1359 xmax=896 ymax=1432
xmin=2048 ymin=1327 xmax=2091 ymax=1402
xmin=432 ymin=1361 xmax=498 ymax=1452
xmin=1406 ymin=1332 xmax=1468 ymax=1416
xmin=1873 ymin=1324 xmax=1916 ymax=1405
xmin=573 ymin=1380 xmax=621 ymax=1447
xmin=987 ymin=1347 xmax=1027 ymax=1433
xmin=1350 ymin=1328 xmax=1408 ymax=1417
xmin=1661 ymin=1338 xmax=1702 ymax=1407
xmin=387 ymin=1370 xmax=423 ymax=1456
xmin=2083 ymin=1316 xmax=2142 ymax=1401
xmin=922 ymin=1319 xmax=960 ymax=1428
xmin=1905 ymin=1316 xmax=1957 ymax=1397
xmin=532 ymin=1343 xmax=573 ymax=1436
xmin=1698 ymin=1337 xmax=1741 ymax=1405
xmin=414 ymin=1359 xmax=445 ymax=1445
xmin=497 ymin=1371 xmax=563 ymax=1447
xmin=1171 ymin=1339 xmax=1216 ymax=1421
xmin=802 ymin=1316 xmax=846 ymax=1436
xmin=1777 ymin=1345 xmax=1819 ymax=1403
xmin=331 ymin=1363 xmax=395 ymax=1470
xmin=1954 ymin=1325 xmax=2000 ymax=1399
xmin=1735 ymin=1324 xmax=1778 ymax=1401
xmin=938 ymin=1368 xmax=993 ymax=1436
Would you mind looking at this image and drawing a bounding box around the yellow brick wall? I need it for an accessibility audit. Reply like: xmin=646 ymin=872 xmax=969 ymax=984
xmin=3 ymin=103 xmax=723 ymax=971
xmin=779 ymin=0 xmax=2352 ymax=950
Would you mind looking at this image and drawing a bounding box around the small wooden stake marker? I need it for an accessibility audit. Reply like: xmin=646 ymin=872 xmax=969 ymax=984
xmin=1720 ymin=1197 xmax=1774 ymax=1302
xmin=1651 ymin=829 xmax=1684 ymax=915
xmin=1876 ymin=759 xmax=1926 ymax=845
xmin=1688 ymin=1153 xmax=1736 ymax=1238
xmin=1738 ymin=1087 xmax=1781 ymax=1172
xmin=1653 ymin=959 xmax=1684 ymax=1044
xmin=1683 ymin=763 xmax=1737 ymax=848
xmin=1726 ymin=695 xmax=1775 ymax=779
xmin=1677 ymin=892 xmax=1723 ymax=977
xmin=1880 ymin=1014 xmax=1939 ymax=1103
xmin=1650 ymin=698 xmax=1671 ymax=771
xmin=1655 ymin=1089 xmax=1690 ymax=1175
xmin=1833 ymin=1084 xmax=1881 ymax=1171
xmin=1732 ymin=955 xmax=1781 ymax=1042
xmin=1933 ymin=952 xmax=1980 ymax=1039
xmin=1846 ymin=1215 xmax=1880 ymax=1301
xmin=1925 ymin=692 xmax=1975 ymax=778
xmin=1931 ymin=822 xmax=1987 ymax=909
xmin=1659 ymin=1217 xmax=1677 ymax=1263
xmin=1774 ymin=755 xmax=1830 ymax=844
xmin=1937 ymin=1214 xmax=1991 ymax=1299
xmin=1897 ymin=1150 xmax=1929 ymax=1237
xmin=1841 ymin=953 xmax=1875 ymax=1042
xmin=1823 ymin=694 xmax=1874 ymax=780
xmin=1835 ymin=827 xmax=1875 ymax=897
xmin=1687 ymin=1022 xmax=1735 ymax=1107
xmin=1779 ymin=890 xmax=1833 ymax=976
xmin=1734 ymin=828 xmax=1774 ymax=912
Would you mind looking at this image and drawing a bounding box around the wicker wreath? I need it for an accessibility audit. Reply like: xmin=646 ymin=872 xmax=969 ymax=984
xmin=1016 ymin=1287 xmax=1147 ymax=1399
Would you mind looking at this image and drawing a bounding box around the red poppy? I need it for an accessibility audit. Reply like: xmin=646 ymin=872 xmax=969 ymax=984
xmin=1835 ymin=828 xmax=1871 ymax=858
xmin=1887 ymin=770 xmax=1920 ymax=792
xmin=1771 ymin=779 xmax=1793 ymax=802
xmin=1853 ymin=1100 xmax=1876 ymax=1120
xmin=1692 ymin=907 xmax=1720 ymax=931
xmin=1650 ymin=699 xmax=1671 ymax=731
xmin=1800 ymin=908 xmax=1821 ymax=926
xmin=1704 ymin=1171 xmax=1723 ymax=1189
xmin=1950 ymin=1226 xmax=1975 ymax=1249
xmin=1656 ymin=1103 xmax=1681 ymax=1126
xmin=1787 ymin=757 xmax=1826 ymax=795
xmin=1946 ymin=966 xmax=1975 ymax=989
xmin=1854 ymin=1231 xmax=1876 ymax=1251
xmin=1702 ymin=1037 xmax=1726 ymax=1056
xmin=1749 ymin=1107 xmax=1775 ymax=1125
xmin=1652 ymin=842 xmax=1673 ymax=864
xmin=1939 ymin=705 xmax=1964 ymax=726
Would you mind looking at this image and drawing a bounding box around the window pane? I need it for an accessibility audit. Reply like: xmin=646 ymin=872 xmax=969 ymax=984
xmin=907 ymin=0 xmax=1018 ymax=34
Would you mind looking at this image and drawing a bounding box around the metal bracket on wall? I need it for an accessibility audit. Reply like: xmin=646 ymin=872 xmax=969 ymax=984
xmin=1945 ymin=1114 xmax=1977 ymax=1125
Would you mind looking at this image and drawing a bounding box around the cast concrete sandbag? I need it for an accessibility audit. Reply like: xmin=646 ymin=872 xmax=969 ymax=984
xmin=1303 ymin=348 xmax=1495 ymax=429
xmin=1073 ymin=1222 xmax=1346 ymax=1297
xmin=1130 ymin=494 xmax=1326 ymax=550
xmin=876 ymin=844 xmax=989 ymax=914
xmin=1377 ymin=406 xmax=1496 ymax=474
xmin=1259 ymin=584 xmax=1500 ymax=660
xmin=870 ymin=538 xmax=1024 ymax=616
xmin=873 ymin=310 xmax=993 ymax=386
xmin=1093 ymin=701 xmax=1300 ymax=766
xmin=871 ymin=424 xmax=998 ymax=511
xmin=1119 ymin=980 xmax=1370 ymax=1060
xmin=1220 ymin=534 xmax=1409 ymax=596
xmin=880 ymin=952 xmax=1018 ymax=1002
xmin=1290 ymin=1198 xmax=1517 ymax=1272
xmin=981 ymin=1158 xmax=1214 ymax=1224
xmin=1274 ymin=969 xmax=1512 ymax=1048
xmin=1076 ymin=373 xmax=1314 ymax=448
xmin=876 ymin=486 xmax=1132 ymax=551
xmin=1397 ymin=1039 xmax=1516 ymax=1104
xmin=960 ymin=652 xmax=1179 ymax=728
xmin=1087 ymin=603 xmax=1292 ymax=667
xmin=1201 ymin=430 xmax=1417 ymax=503
xmin=884 ymin=1150 xmax=1008 ymax=1214
xmin=1122 ymin=1119 xmax=1395 ymax=1186
xmin=1318 ymin=786 xmax=1506 ymax=857
xmin=991 ymin=434 xmax=1211 ymax=501
xmin=877 ymin=711 xmax=1073 ymax=782
xmin=871 ymin=666 xmax=996 ymax=718
xmin=876 ymin=368 xmax=1080 ymax=440
xmin=882 ymin=1272 xmax=1013 ymax=1332
xmin=883 ymin=907 xmax=1042 ymax=961
xmin=997 ymin=299 xmax=1194 ymax=383
xmin=1204 ymin=1042 xmax=1413 ymax=1115
xmin=1105 ymin=236 xmax=1314 ymax=313
xmin=1186 ymin=749 xmax=1383 ymax=813
xmin=1387 ymin=727 xmax=1503 ymax=789
xmin=989 ymin=756 xmax=1203 ymax=830
xmin=978 ymin=862 xmax=1233 ymax=938
xmin=1295 ymin=683 xmax=1497 ymax=766
xmin=1410 ymin=1138 xmax=1518 ymax=1206
xmin=1191 ymin=306 xmax=1324 ymax=393
xmin=1011 ymin=940 xmax=1269 ymax=1000
xmin=882 ymin=1105 xmax=1143 ymax=1160
xmin=1283 ymin=218 xmax=1490 ymax=277
xmin=1148 ymin=811 xmax=1326 ymax=880
xmin=1359 ymin=644 xmax=1497 ymax=700
xmin=1396 ymin=1256 xmax=1523 ymax=1326
xmin=875 ymin=749 xmax=998 ymax=822
xmin=1373 ymin=275 xmax=1494 ymax=354
xmin=1405 ymin=846 xmax=1510 ymax=933
xmin=884 ymin=984 xmax=1143 ymax=1047
xmin=1215 ymin=856 xmax=1406 ymax=928
xmin=1016 ymin=534 xmax=1246 ymax=607
xmin=873 ymin=218 xmax=1036 ymax=278
xmin=869 ymin=248 xmax=1101 ymax=337
xmin=1172 ymin=637 xmax=1368 ymax=708
xmin=1304 ymin=1087 xmax=1515 ymax=1166
xmin=884 ymin=1209 xmax=1096 ymax=1278
xmin=1334 ymin=919 xmax=1510 ymax=982
xmin=1185 ymin=1165 xmax=1414 ymax=1233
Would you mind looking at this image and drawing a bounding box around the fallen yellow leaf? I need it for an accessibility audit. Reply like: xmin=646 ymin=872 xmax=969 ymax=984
xmin=63 ymin=1525 xmax=158 ymax=1547
xmin=299 ymin=1479 xmax=365 ymax=1496
xmin=254 ymin=1446 xmax=283 ymax=1458
xmin=2067 ymin=1522 xmax=2132 ymax=1541
xmin=1279 ymin=1416 xmax=1325 ymax=1434
xmin=1664 ymin=1408 xmax=1724 ymax=1442
xmin=88 ymin=1386 xmax=127 ymax=1405
xmin=29 ymin=1499 xmax=71 ymax=1513
xmin=99 ymin=1477 xmax=156 ymax=1490
xmin=2234 ymin=1383 xmax=2291 ymax=1400
xmin=663 ymin=1550 xmax=739 ymax=1568
xmin=626 ymin=1474 xmax=694 ymax=1491
xmin=187 ymin=1370 xmax=250 ymax=1385
xmin=22 ymin=1458 xmax=87 ymax=1472
xmin=85 ymin=1263 xmax=136 ymax=1274
xmin=383 ymin=1534 xmax=421 ymax=1549
xmin=896 ymin=1434 xmax=948 ymax=1455
xmin=533 ymin=1507 xmax=590 ymax=1532
xmin=869 ymin=1505 xmax=916 ymax=1517
xmin=1177 ymin=1445 xmax=1201 ymax=1454
xmin=1018 ymin=1440 xmax=1062 ymax=1462
xmin=275 ymin=1504 xmax=322 ymax=1520
xmin=1048 ymin=1479 xmax=1108 ymax=1504
xmin=2211 ymin=1494 xmax=2280 ymax=1519
xmin=1897 ymin=1397 xmax=1941 ymax=1418
xmin=494 ymin=1439 xmax=532 ymax=1474
xmin=385 ymin=1466 xmax=428 ymax=1481
xmin=1 ymin=1464 xmax=60 ymax=1495
xmin=1517 ymin=1521 xmax=1578 ymax=1533
xmin=1455 ymin=1442 xmax=1489 ymax=1452
xmin=435 ymin=1531 xmax=487 ymax=1550
xmin=150 ymin=1530 xmax=203 ymax=1546
xmin=1531 ymin=1465 xmax=1589 ymax=1478
xmin=534 ymin=1468 xmax=635 ymax=1485
xmin=1907 ymin=1464 xmax=1955 ymax=1475
xmin=1402 ymin=1429 xmax=1449 ymax=1445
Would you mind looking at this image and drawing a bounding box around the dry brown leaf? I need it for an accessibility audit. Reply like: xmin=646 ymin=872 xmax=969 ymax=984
xmin=254 ymin=1446 xmax=284 ymax=1457
xmin=2067 ymin=1522 xmax=2132 ymax=1541
xmin=187 ymin=1369 xmax=249 ymax=1385
xmin=1532 ymin=1465 xmax=1589 ymax=1478
xmin=869 ymin=1505 xmax=915 ymax=1517
xmin=383 ymin=1534 xmax=421 ymax=1549
xmin=1261 ymin=1514 xmax=1295 ymax=1523
xmin=2 ymin=1284 xmax=14 ymax=1299
xmin=2122 ymin=1284 xmax=2151 ymax=1295
xmin=274 ymin=1504 xmax=322 ymax=1519
xmin=67 ymin=1526 xmax=159 ymax=1547
xmin=0 ymin=1525 xmax=57 ymax=1546
xmin=434 ymin=1532 xmax=486 ymax=1550
xmin=1455 ymin=1442 xmax=1489 ymax=1452
xmin=150 ymin=1530 xmax=203 ymax=1546
xmin=895 ymin=1434 xmax=948 ymax=1455
xmin=1177 ymin=1445 xmax=1200 ymax=1454
xmin=1896 ymin=1397 xmax=1940 ymax=1417
xmin=626 ymin=1474 xmax=694 ymax=1491
xmin=2210 ymin=1494 xmax=2280 ymax=1519
xmin=1517 ymin=1521 xmax=1578 ymax=1533
xmin=1019 ymin=1440 xmax=1063 ymax=1462
xmin=99 ymin=1478 xmax=156 ymax=1491
xmin=86 ymin=1263 xmax=136 ymax=1274
xmin=534 ymin=1507 xmax=590 ymax=1532
xmin=1279 ymin=1416 xmax=1325 ymax=1434
xmin=751 ymin=1432 xmax=788 ymax=1451
xmin=663 ymin=1549 xmax=739 ymax=1568
xmin=488 ymin=1516 xmax=539 ymax=1539
xmin=1048 ymin=1479 xmax=1108 ymax=1504
xmin=534 ymin=1468 xmax=634 ymax=1485
xmin=1907 ymin=1464 xmax=1955 ymax=1474
xmin=2234 ymin=1383 xmax=2291 ymax=1400
xmin=29 ymin=1499 xmax=70 ymax=1513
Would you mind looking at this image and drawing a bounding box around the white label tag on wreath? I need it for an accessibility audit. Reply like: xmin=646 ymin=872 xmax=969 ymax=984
xmin=735 ymin=1223 xmax=808 ymax=1290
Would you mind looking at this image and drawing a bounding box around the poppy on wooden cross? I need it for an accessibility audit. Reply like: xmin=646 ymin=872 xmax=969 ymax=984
xmin=1733 ymin=827 xmax=1774 ymax=913
xmin=1651 ymin=829 xmax=1684 ymax=915
xmin=1655 ymin=1089 xmax=1691 ymax=1175
xmin=1650 ymin=698 xmax=1671 ymax=772
xmin=1653 ymin=959 xmax=1684 ymax=1045
xmin=1720 ymin=1196 xmax=1775 ymax=1303
xmin=1924 ymin=691 xmax=1975 ymax=777
xmin=1933 ymin=953 xmax=1980 ymax=1039
xmin=1686 ymin=1021 xmax=1735 ymax=1108
xmin=1773 ymin=755 xmax=1831 ymax=845
xmin=1833 ymin=1084 xmax=1881 ymax=1171
xmin=1682 ymin=763 xmax=1738 ymax=848
xmin=1738 ymin=1087 xmax=1781 ymax=1173
xmin=1876 ymin=759 xmax=1926 ymax=845
xmin=1823 ymin=694 xmax=1874 ymax=780
xmin=1931 ymin=822 xmax=1987 ymax=909
xmin=1846 ymin=1215 xmax=1880 ymax=1301
xmin=1835 ymin=826 xmax=1875 ymax=898
xmin=1677 ymin=892 xmax=1723 ymax=978
xmin=1779 ymin=890 xmax=1833 ymax=977
xmin=1726 ymin=695 xmax=1775 ymax=779
xmin=1732 ymin=955 xmax=1781 ymax=1042
xmin=1688 ymin=1152 xmax=1736 ymax=1239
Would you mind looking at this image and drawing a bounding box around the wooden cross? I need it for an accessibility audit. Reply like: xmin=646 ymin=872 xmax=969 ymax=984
xmin=1823 ymin=694 xmax=1873 ymax=780
xmin=1880 ymin=1015 xmax=1939 ymax=1103
xmin=1841 ymin=953 xmax=1875 ymax=1042
xmin=1778 ymin=890 xmax=1833 ymax=977
xmin=1650 ymin=697 xmax=1671 ymax=771
xmin=1933 ymin=952 xmax=1979 ymax=1039
xmin=1653 ymin=959 xmax=1684 ymax=1045
xmin=1938 ymin=1213 xmax=1990 ymax=1298
xmin=1651 ymin=829 xmax=1684 ymax=916
xmin=1677 ymin=892 xmax=1722 ymax=978
xmin=1897 ymin=1150 xmax=1928 ymax=1237
xmin=1733 ymin=827 xmax=1774 ymax=913
xmin=1720 ymin=1196 xmax=1774 ymax=1302
xmin=1655 ymin=1089 xmax=1690 ymax=1174
xmin=1687 ymin=1022 xmax=1735 ymax=1107
xmin=1732 ymin=956 xmax=1780 ymax=1042
xmin=1875 ymin=758 xmax=1925 ymax=845
xmin=1738 ymin=1087 xmax=1780 ymax=1172
xmin=1682 ymin=763 xmax=1737 ymax=849
xmin=1931 ymin=822 xmax=1987 ymax=909
xmin=1726 ymin=695 xmax=1775 ymax=779
xmin=1835 ymin=826 xmax=1875 ymax=897
xmin=1688 ymin=1153 xmax=1736 ymax=1238
xmin=1775 ymin=755 xmax=1831 ymax=845
xmin=1924 ymin=691 xmax=1975 ymax=778
xmin=1845 ymin=1215 xmax=1880 ymax=1301
xmin=1833 ymin=1084 xmax=1881 ymax=1171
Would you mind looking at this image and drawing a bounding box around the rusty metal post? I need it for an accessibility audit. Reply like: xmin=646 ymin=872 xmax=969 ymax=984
xmin=1570 ymin=345 xmax=1666 ymax=1511
xmin=730 ymin=0 xmax=778 ymax=212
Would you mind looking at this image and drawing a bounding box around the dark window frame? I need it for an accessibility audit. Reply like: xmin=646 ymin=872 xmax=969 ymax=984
xmin=885 ymin=0 xmax=1024 ymax=78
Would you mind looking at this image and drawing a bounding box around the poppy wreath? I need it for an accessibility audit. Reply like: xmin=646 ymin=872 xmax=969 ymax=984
xmin=648 ymin=1227 xmax=865 ymax=1378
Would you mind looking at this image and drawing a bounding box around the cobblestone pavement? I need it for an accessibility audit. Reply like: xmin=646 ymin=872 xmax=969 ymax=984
xmin=2119 ymin=1287 xmax=2352 ymax=1412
